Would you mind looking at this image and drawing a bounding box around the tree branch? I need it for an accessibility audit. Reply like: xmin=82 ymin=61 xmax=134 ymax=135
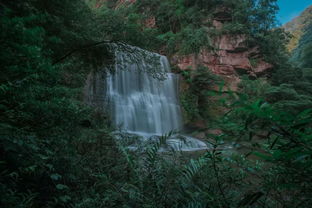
xmin=52 ymin=40 xmax=113 ymax=65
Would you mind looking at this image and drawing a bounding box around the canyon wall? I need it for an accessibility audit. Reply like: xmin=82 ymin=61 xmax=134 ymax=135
xmin=171 ymin=32 xmax=273 ymax=91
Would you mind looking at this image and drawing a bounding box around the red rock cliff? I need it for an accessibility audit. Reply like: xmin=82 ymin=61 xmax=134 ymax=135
xmin=171 ymin=31 xmax=273 ymax=90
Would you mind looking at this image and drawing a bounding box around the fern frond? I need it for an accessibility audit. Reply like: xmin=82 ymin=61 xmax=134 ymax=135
xmin=182 ymin=155 xmax=209 ymax=181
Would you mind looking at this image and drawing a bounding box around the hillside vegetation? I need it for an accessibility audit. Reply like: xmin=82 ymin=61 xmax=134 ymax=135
xmin=284 ymin=5 xmax=312 ymax=68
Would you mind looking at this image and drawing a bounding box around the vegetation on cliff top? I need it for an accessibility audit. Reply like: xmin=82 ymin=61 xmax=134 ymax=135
xmin=284 ymin=5 xmax=312 ymax=52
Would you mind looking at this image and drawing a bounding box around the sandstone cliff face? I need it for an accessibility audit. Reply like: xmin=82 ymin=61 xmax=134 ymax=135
xmin=171 ymin=32 xmax=273 ymax=91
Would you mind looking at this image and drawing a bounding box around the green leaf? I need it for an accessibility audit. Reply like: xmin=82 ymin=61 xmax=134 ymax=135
xmin=252 ymin=151 xmax=272 ymax=161
xmin=59 ymin=195 xmax=71 ymax=203
xmin=56 ymin=184 xmax=69 ymax=190
xmin=50 ymin=173 xmax=62 ymax=181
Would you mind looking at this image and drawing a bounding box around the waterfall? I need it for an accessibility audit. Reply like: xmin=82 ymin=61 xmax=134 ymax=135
xmin=106 ymin=48 xmax=183 ymax=136
xmin=87 ymin=44 xmax=208 ymax=151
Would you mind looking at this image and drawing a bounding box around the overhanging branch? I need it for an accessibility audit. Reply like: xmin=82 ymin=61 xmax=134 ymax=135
xmin=52 ymin=40 xmax=113 ymax=65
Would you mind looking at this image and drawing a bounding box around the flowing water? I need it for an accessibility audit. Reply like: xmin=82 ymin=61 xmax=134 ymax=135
xmin=93 ymin=45 xmax=208 ymax=151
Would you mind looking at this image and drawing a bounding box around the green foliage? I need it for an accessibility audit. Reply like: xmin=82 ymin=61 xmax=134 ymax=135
xmin=220 ymin=92 xmax=312 ymax=207
xmin=210 ymin=68 xmax=312 ymax=206
xmin=131 ymin=0 xmax=283 ymax=60
xmin=286 ymin=5 xmax=312 ymax=68
xmin=0 ymin=1 xmax=126 ymax=207
xmin=238 ymin=77 xmax=271 ymax=103
xmin=91 ymin=5 xmax=160 ymax=50
xmin=180 ymin=66 xmax=222 ymax=121
xmin=269 ymin=66 xmax=312 ymax=113
xmin=99 ymin=134 xmax=269 ymax=208
xmin=291 ymin=22 xmax=312 ymax=68
xmin=301 ymin=42 xmax=312 ymax=68
xmin=181 ymin=90 xmax=200 ymax=121
xmin=178 ymin=26 xmax=211 ymax=54
xmin=255 ymin=27 xmax=290 ymax=65
xmin=1 ymin=0 xmax=312 ymax=207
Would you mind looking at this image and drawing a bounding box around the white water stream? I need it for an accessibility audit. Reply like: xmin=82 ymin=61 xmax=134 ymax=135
xmin=105 ymin=46 xmax=207 ymax=151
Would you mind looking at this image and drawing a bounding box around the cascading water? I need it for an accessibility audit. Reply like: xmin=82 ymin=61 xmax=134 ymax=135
xmin=106 ymin=50 xmax=182 ymax=136
xmin=91 ymin=45 xmax=207 ymax=151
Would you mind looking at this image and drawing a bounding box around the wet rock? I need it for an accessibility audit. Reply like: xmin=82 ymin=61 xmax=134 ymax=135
xmin=194 ymin=132 xmax=206 ymax=140
xmin=113 ymin=131 xmax=209 ymax=152
xmin=206 ymin=129 xmax=223 ymax=136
